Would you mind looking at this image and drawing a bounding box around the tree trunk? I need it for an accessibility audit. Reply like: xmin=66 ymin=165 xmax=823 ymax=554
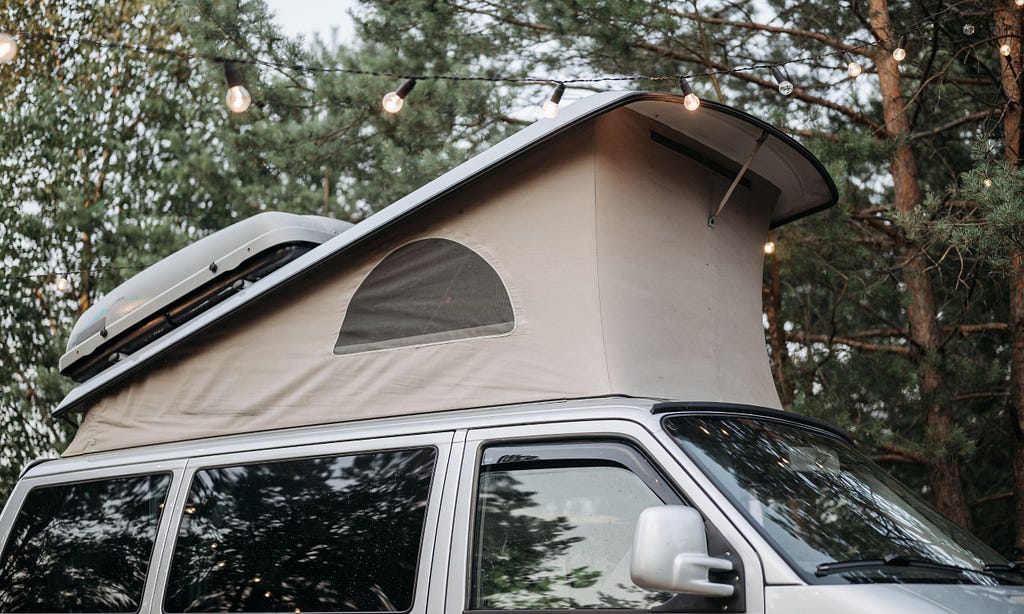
xmin=869 ymin=0 xmax=971 ymax=527
xmin=763 ymin=240 xmax=792 ymax=405
xmin=996 ymin=0 xmax=1024 ymax=558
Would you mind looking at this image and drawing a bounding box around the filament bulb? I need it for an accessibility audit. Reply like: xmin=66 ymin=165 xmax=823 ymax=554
xmin=55 ymin=277 xmax=70 ymax=292
xmin=1001 ymin=43 xmax=1012 ymax=57
xmin=847 ymin=60 xmax=863 ymax=78
xmin=678 ymin=76 xmax=700 ymax=111
xmin=541 ymin=83 xmax=566 ymax=119
xmin=963 ymin=23 xmax=975 ymax=36
xmin=382 ymin=79 xmax=416 ymax=114
xmin=225 ymin=85 xmax=252 ymax=113
xmin=763 ymin=241 xmax=776 ymax=255
xmin=893 ymin=36 xmax=907 ymax=62
xmin=0 ymin=32 xmax=16 ymax=64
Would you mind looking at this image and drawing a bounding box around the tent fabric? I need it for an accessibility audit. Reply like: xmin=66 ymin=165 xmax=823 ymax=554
xmin=64 ymin=105 xmax=786 ymax=456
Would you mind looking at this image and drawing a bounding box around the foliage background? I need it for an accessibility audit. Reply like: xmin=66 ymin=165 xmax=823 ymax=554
xmin=2 ymin=0 xmax=1024 ymax=557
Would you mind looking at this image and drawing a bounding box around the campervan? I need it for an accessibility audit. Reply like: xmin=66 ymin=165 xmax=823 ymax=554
xmin=2 ymin=91 xmax=1022 ymax=613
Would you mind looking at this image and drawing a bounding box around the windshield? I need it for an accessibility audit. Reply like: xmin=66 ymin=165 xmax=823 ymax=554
xmin=663 ymin=414 xmax=1018 ymax=586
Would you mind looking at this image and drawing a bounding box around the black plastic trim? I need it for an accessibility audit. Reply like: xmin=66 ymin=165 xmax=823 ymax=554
xmin=651 ymin=401 xmax=854 ymax=444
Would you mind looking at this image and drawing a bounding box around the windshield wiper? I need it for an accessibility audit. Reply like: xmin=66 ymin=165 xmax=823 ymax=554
xmin=816 ymin=554 xmax=991 ymax=579
xmin=983 ymin=562 xmax=1024 ymax=576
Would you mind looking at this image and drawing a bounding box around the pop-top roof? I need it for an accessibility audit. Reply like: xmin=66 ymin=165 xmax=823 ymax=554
xmin=53 ymin=91 xmax=837 ymax=429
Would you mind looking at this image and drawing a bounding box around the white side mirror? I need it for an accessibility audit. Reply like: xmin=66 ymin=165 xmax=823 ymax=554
xmin=630 ymin=505 xmax=735 ymax=598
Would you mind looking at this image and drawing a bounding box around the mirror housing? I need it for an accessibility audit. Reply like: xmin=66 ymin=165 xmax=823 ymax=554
xmin=630 ymin=505 xmax=735 ymax=598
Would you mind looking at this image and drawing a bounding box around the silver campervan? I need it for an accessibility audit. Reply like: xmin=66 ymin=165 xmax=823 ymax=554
xmin=2 ymin=92 xmax=1022 ymax=614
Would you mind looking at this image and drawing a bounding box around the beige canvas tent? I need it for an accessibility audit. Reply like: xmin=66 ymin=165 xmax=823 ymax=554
xmin=56 ymin=91 xmax=837 ymax=455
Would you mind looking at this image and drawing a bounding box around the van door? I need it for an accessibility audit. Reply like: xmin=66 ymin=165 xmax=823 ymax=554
xmin=444 ymin=420 xmax=765 ymax=614
xmin=147 ymin=431 xmax=455 ymax=614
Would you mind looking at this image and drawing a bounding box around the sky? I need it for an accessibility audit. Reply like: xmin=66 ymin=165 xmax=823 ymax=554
xmin=263 ymin=0 xmax=357 ymax=45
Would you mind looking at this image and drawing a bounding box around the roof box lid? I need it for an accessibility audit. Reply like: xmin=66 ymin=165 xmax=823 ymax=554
xmin=61 ymin=212 xmax=352 ymax=382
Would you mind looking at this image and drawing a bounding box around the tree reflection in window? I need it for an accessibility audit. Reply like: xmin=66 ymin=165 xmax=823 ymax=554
xmin=664 ymin=416 xmax=1004 ymax=582
xmin=164 ymin=448 xmax=435 ymax=612
xmin=471 ymin=457 xmax=671 ymax=610
xmin=0 ymin=473 xmax=170 ymax=612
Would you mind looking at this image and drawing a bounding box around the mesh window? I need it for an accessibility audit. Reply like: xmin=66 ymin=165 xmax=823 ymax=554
xmin=335 ymin=238 xmax=514 ymax=355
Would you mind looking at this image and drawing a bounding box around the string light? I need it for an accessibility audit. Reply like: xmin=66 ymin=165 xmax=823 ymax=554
xmin=0 ymin=32 xmax=16 ymax=64
xmin=892 ymin=36 xmax=908 ymax=62
xmin=382 ymin=79 xmax=415 ymax=114
xmin=843 ymin=53 xmax=863 ymax=78
xmin=1001 ymin=43 xmax=1012 ymax=57
xmin=763 ymin=241 xmax=776 ymax=255
xmin=541 ymin=83 xmax=566 ymax=118
xmin=678 ymin=76 xmax=700 ymax=111
xmin=771 ymin=67 xmax=794 ymax=96
xmin=1017 ymin=0 xmax=1024 ymax=8
xmin=963 ymin=23 xmax=975 ymax=36
xmin=223 ymin=62 xmax=252 ymax=113
xmin=983 ymin=177 xmax=993 ymax=188
xmin=55 ymin=276 xmax=70 ymax=292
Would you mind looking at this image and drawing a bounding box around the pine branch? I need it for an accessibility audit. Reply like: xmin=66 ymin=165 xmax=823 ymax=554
xmin=787 ymin=331 xmax=912 ymax=354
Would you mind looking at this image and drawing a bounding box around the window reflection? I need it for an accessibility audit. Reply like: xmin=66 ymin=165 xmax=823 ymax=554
xmin=472 ymin=458 xmax=671 ymax=609
xmin=664 ymin=415 xmax=1009 ymax=584
xmin=0 ymin=473 xmax=170 ymax=612
xmin=164 ymin=448 xmax=436 ymax=612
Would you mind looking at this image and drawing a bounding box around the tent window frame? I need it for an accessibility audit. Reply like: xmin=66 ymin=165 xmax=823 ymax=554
xmin=334 ymin=238 xmax=515 ymax=356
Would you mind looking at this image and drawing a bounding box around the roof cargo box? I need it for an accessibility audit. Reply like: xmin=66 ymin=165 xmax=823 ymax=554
xmin=60 ymin=212 xmax=351 ymax=382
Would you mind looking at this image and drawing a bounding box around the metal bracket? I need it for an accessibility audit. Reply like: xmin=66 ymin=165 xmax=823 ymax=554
xmin=708 ymin=130 xmax=769 ymax=228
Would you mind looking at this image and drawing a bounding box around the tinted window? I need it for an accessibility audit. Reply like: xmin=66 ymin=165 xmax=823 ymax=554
xmin=471 ymin=443 xmax=672 ymax=610
xmin=165 ymin=447 xmax=436 ymax=612
xmin=664 ymin=415 xmax=1010 ymax=585
xmin=335 ymin=238 xmax=514 ymax=355
xmin=0 ymin=473 xmax=171 ymax=613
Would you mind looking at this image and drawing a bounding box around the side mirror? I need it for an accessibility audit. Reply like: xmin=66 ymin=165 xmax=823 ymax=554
xmin=630 ymin=505 xmax=735 ymax=598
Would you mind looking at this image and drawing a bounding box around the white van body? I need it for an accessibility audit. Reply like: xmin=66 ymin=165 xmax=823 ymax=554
xmin=2 ymin=92 xmax=1021 ymax=613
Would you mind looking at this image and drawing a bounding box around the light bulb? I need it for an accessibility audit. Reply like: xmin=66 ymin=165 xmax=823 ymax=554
xmin=382 ymin=91 xmax=404 ymax=113
xmin=771 ymin=67 xmax=794 ymax=96
xmin=1002 ymin=43 xmax=1012 ymax=57
xmin=847 ymin=60 xmax=863 ymax=78
xmin=541 ymin=83 xmax=566 ymax=119
xmin=678 ymin=76 xmax=700 ymax=111
xmin=983 ymin=177 xmax=993 ymax=188
xmin=963 ymin=23 xmax=975 ymax=36
xmin=225 ymin=85 xmax=251 ymax=113
xmin=55 ymin=277 xmax=70 ymax=292
xmin=382 ymin=79 xmax=416 ymax=114
xmin=893 ymin=35 xmax=907 ymax=63
xmin=1017 ymin=0 xmax=1024 ymax=6
xmin=763 ymin=241 xmax=776 ymax=255
xmin=0 ymin=32 xmax=16 ymax=64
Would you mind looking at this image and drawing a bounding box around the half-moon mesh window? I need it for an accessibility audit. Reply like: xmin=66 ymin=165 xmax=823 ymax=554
xmin=335 ymin=238 xmax=514 ymax=355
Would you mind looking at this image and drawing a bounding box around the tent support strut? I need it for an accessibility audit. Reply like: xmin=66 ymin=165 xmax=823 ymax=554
xmin=708 ymin=130 xmax=769 ymax=227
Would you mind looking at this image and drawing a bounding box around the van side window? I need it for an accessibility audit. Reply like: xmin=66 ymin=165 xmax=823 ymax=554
xmin=164 ymin=447 xmax=436 ymax=613
xmin=470 ymin=442 xmax=676 ymax=610
xmin=0 ymin=473 xmax=171 ymax=613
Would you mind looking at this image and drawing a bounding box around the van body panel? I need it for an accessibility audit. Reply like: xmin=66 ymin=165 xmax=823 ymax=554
xmin=766 ymin=584 xmax=1024 ymax=613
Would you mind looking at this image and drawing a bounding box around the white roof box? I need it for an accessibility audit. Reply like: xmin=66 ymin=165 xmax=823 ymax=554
xmin=61 ymin=212 xmax=352 ymax=382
